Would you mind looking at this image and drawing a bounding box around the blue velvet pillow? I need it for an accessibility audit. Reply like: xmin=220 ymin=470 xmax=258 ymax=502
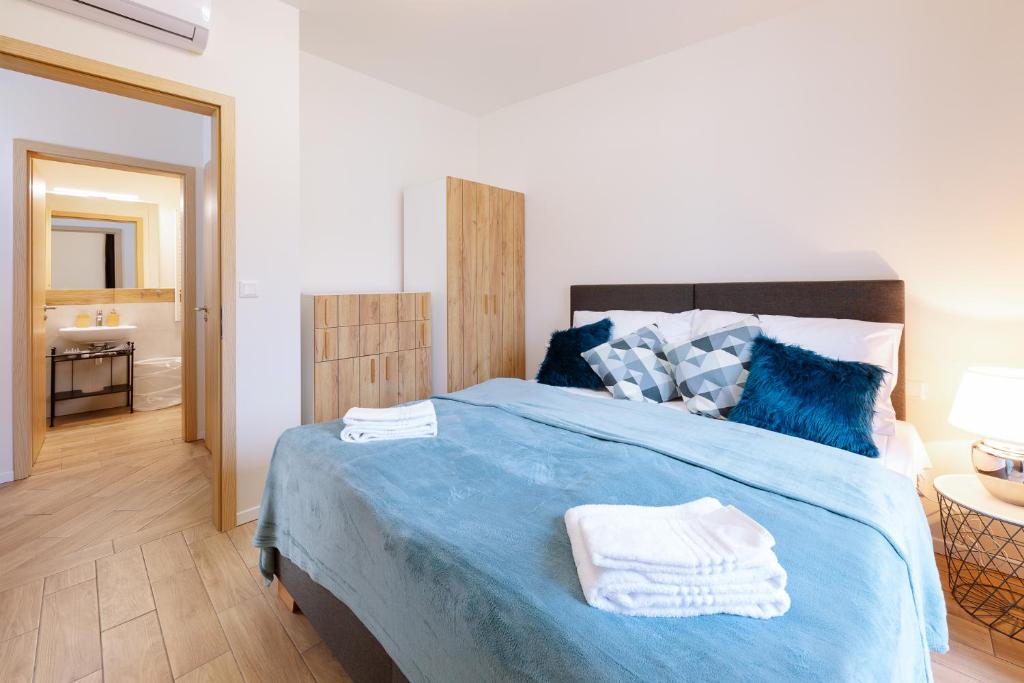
xmin=728 ymin=336 xmax=884 ymax=457
xmin=536 ymin=318 xmax=613 ymax=390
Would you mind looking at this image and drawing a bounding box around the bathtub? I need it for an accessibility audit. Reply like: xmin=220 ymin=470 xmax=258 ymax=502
xmin=134 ymin=356 xmax=182 ymax=411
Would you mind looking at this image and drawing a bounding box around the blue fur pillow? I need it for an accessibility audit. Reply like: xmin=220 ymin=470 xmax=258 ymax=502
xmin=536 ymin=318 xmax=613 ymax=390
xmin=729 ymin=336 xmax=884 ymax=457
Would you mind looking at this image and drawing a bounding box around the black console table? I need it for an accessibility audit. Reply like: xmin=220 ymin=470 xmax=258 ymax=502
xmin=48 ymin=342 xmax=134 ymax=426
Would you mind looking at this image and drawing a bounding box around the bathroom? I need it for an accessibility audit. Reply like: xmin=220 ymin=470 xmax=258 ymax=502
xmin=39 ymin=157 xmax=185 ymax=425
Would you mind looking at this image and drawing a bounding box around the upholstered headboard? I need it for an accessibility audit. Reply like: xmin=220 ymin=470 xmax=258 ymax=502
xmin=569 ymin=280 xmax=906 ymax=420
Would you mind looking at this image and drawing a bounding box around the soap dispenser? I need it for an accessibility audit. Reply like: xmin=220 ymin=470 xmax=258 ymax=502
xmin=95 ymin=309 xmax=104 ymax=326
xmin=107 ymin=309 xmax=120 ymax=327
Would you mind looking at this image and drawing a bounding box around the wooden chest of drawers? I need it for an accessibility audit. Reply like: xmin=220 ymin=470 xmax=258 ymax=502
xmin=311 ymin=292 xmax=432 ymax=423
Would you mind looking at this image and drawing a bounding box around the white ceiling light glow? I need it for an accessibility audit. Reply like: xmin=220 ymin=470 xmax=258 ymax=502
xmin=50 ymin=187 xmax=141 ymax=202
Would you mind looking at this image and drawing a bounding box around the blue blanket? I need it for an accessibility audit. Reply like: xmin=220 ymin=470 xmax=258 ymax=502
xmin=254 ymin=379 xmax=947 ymax=682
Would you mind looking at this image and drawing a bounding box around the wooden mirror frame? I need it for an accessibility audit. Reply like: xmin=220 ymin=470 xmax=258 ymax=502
xmin=46 ymin=208 xmax=158 ymax=302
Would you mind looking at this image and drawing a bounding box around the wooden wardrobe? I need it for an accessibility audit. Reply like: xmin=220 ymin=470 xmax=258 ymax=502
xmin=404 ymin=177 xmax=524 ymax=393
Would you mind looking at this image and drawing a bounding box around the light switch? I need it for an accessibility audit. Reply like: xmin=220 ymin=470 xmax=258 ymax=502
xmin=238 ymin=280 xmax=259 ymax=298
xmin=907 ymin=380 xmax=929 ymax=400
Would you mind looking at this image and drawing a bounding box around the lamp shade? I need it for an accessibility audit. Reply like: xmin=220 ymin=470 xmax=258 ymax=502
xmin=949 ymin=367 xmax=1024 ymax=444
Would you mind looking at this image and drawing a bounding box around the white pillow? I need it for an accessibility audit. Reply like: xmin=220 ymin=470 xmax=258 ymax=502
xmin=691 ymin=310 xmax=754 ymax=337
xmin=758 ymin=314 xmax=904 ymax=436
xmin=573 ymin=310 xmax=697 ymax=345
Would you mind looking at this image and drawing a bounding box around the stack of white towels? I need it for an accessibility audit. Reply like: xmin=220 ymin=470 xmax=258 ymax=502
xmin=564 ymin=497 xmax=790 ymax=618
xmin=339 ymin=400 xmax=437 ymax=443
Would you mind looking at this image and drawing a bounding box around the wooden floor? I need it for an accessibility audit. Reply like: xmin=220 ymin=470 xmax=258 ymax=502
xmin=3 ymin=407 xmax=1024 ymax=682
xmin=932 ymin=557 xmax=1024 ymax=682
xmin=0 ymin=406 xmax=351 ymax=683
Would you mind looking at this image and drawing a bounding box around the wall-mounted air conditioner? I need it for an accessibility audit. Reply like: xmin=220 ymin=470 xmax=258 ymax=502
xmin=30 ymin=0 xmax=212 ymax=54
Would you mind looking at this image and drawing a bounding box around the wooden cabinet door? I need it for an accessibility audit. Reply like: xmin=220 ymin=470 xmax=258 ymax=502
xmin=462 ymin=180 xmax=487 ymax=387
xmin=380 ymin=351 xmax=399 ymax=407
xmin=398 ymin=349 xmax=416 ymax=403
xmin=445 ymin=178 xmax=465 ymax=391
xmin=449 ymin=179 xmax=523 ymax=389
xmin=485 ymin=185 xmax=504 ymax=381
xmin=359 ymin=355 xmax=380 ymax=408
xmin=508 ymin=191 xmax=525 ymax=378
xmin=494 ymin=187 xmax=515 ymax=377
xmin=338 ymin=357 xmax=359 ymax=418
xmin=314 ymin=360 xmax=338 ymax=423
xmin=464 ymin=180 xmax=507 ymax=385
xmin=316 ymin=357 xmax=360 ymax=423
xmin=415 ymin=347 xmax=432 ymax=401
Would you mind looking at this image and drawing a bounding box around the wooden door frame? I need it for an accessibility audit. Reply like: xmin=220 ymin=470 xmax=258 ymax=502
xmin=17 ymin=141 xmax=198 ymax=443
xmin=3 ymin=35 xmax=237 ymax=531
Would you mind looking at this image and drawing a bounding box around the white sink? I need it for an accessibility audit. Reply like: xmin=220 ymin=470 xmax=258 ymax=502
xmin=59 ymin=325 xmax=137 ymax=344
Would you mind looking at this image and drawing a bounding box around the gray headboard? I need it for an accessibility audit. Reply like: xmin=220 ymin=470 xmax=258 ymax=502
xmin=569 ymin=280 xmax=906 ymax=420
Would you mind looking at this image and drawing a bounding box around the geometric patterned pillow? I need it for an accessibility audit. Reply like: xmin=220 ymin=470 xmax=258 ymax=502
xmin=580 ymin=325 xmax=679 ymax=403
xmin=662 ymin=316 xmax=762 ymax=418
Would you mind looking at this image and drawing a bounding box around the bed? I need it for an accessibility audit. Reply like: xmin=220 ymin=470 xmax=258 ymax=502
xmin=554 ymin=386 xmax=932 ymax=481
xmin=254 ymin=280 xmax=948 ymax=683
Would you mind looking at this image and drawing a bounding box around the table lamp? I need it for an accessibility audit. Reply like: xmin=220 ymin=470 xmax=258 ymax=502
xmin=949 ymin=367 xmax=1024 ymax=505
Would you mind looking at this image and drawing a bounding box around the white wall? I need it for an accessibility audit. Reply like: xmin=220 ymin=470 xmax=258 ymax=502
xmin=0 ymin=0 xmax=301 ymax=519
xmin=300 ymin=51 xmax=479 ymax=294
xmin=478 ymin=0 xmax=1024 ymax=483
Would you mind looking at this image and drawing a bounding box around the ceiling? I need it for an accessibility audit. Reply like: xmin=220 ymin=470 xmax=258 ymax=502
xmin=282 ymin=0 xmax=813 ymax=115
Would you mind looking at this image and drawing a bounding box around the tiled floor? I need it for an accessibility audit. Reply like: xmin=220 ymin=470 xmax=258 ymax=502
xmin=0 ymin=406 xmax=350 ymax=683
xmin=3 ymin=406 xmax=1024 ymax=681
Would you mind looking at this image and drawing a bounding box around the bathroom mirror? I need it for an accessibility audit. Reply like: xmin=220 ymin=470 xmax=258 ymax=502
xmin=49 ymin=215 xmax=142 ymax=289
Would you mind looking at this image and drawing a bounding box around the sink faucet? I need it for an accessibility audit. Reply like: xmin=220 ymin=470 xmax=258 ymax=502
xmin=95 ymin=309 xmax=104 ymax=326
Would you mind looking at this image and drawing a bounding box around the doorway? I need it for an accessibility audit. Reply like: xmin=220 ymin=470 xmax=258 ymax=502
xmin=3 ymin=36 xmax=237 ymax=531
xmin=23 ymin=146 xmax=199 ymax=452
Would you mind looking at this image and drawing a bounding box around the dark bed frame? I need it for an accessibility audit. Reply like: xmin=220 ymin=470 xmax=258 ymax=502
xmin=276 ymin=279 xmax=906 ymax=682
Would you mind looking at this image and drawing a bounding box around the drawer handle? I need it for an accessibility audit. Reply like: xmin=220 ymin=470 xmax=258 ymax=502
xmin=370 ymin=357 xmax=376 ymax=384
xmin=384 ymin=356 xmax=390 ymax=381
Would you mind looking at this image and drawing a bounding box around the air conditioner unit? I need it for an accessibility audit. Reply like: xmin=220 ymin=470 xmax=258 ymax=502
xmin=29 ymin=0 xmax=212 ymax=54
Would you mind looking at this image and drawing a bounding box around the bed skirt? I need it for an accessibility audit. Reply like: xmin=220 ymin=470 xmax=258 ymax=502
xmin=276 ymin=551 xmax=410 ymax=683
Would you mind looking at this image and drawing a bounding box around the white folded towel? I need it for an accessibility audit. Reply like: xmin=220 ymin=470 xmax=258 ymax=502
xmin=340 ymin=400 xmax=437 ymax=442
xmin=343 ymin=401 xmax=436 ymax=425
xmin=340 ymin=423 xmax=437 ymax=443
xmin=581 ymin=504 xmax=777 ymax=574
xmin=565 ymin=498 xmax=790 ymax=618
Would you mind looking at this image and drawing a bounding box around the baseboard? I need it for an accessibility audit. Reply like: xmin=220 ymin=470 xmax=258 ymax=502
xmin=236 ymin=505 xmax=260 ymax=525
xmin=0 ymin=470 xmax=12 ymax=485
